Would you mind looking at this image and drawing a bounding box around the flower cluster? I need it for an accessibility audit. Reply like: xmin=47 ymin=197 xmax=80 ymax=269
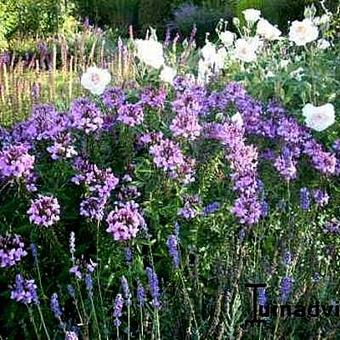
xmin=146 ymin=267 xmax=161 ymax=309
xmin=106 ymin=201 xmax=145 ymax=241
xmin=70 ymin=98 xmax=103 ymax=134
xmin=10 ymin=274 xmax=39 ymax=305
xmin=0 ymin=144 xmax=35 ymax=179
xmin=0 ymin=235 xmax=27 ymax=268
xmin=117 ymin=102 xmax=144 ymax=127
xmin=205 ymin=121 xmax=262 ymax=225
xmin=72 ymin=158 xmax=119 ymax=220
xmin=27 ymin=195 xmax=61 ymax=227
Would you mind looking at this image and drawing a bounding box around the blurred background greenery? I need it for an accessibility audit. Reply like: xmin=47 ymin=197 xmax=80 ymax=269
xmin=0 ymin=0 xmax=338 ymax=48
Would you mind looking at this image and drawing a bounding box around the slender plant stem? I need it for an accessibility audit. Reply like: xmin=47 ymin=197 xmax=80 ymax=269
xmin=90 ymin=296 xmax=101 ymax=340
xmin=27 ymin=306 xmax=40 ymax=340
xmin=96 ymin=220 xmax=108 ymax=338
xmin=36 ymin=304 xmax=51 ymax=340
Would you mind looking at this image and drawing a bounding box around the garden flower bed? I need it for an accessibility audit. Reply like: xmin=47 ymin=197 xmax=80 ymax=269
xmin=0 ymin=5 xmax=339 ymax=340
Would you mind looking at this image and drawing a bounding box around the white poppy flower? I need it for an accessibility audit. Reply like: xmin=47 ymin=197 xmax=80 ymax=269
xmin=160 ymin=66 xmax=177 ymax=84
xmin=219 ymin=31 xmax=235 ymax=46
xmin=256 ymin=19 xmax=281 ymax=41
xmin=242 ymin=9 xmax=261 ymax=23
xmin=135 ymin=39 xmax=165 ymax=69
xmin=234 ymin=38 xmax=258 ymax=63
xmin=302 ymin=103 xmax=335 ymax=132
xmin=201 ymin=42 xmax=218 ymax=64
xmin=317 ymin=39 xmax=330 ymax=50
xmin=289 ymin=19 xmax=318 ymax=46
xmin=81 ymin=67 xmax=111 ymax=95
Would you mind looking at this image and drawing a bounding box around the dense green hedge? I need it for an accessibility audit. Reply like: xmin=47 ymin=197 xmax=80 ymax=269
xmin=1 ymin=0 xmax=338 ymax=45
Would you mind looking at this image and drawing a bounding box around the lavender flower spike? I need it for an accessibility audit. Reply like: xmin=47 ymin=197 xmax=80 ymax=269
xmin=113 ymin=293 xmax=124 ymax=327
xmin=146 ymin=267 xmax=161 ymax=309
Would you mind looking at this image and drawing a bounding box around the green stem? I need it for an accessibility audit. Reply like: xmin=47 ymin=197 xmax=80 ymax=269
xmin=90 ymin=296 xmax=101 ymax=340
xmin=27 ymin=306 xmax=40 ymax=340
xmin=96 ymin=220 xmax=108 ymax=338
xmin=36 ymin=304 xmax=51 ymax=340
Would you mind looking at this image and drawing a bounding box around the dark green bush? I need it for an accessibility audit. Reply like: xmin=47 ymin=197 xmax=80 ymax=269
xmin=169 ymin=2 xmax=232 ymax=45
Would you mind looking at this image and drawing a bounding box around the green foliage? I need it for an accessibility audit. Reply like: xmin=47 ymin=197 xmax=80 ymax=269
xmin=170 ymin=2 xmax=233 ymax=45
xmin=138 ymin=0 xmax=172 ymax=35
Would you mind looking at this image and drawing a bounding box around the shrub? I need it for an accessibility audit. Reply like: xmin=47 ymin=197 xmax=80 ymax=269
xmin=169 ymin=2 xmax=233 ymax=45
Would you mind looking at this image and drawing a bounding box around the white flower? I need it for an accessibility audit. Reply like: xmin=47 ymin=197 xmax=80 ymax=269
xmin=135 ymin=39 xmax=165 ymax=69
xmin=201 ymin=42 xmax=217 ymax=64
xmin=317 ymin=39 xmax=330 ymax=50
xmin=219 ymin=31 xmax=235 ymax=46
xmin=231 ymin=112 xmax=243 ymax=127
xmin=242 ymin=9 xmax=261 ymax=23
xmin=319 ymin=14 xmax=330 ymax=25
xmin=201 ymin=43 xmax=227 ymax=71
xmin=302 ymin=103 xmax=335 ymax=132
xmin=289 ymin=19 xmax=318 ymax=46
xmin=234 ymin=38 xmax=259 ymax=63
xmin=81 ymin=67 xmax=111 ymax=95
xmin=233 ymin=17 xmax=240 ymax=27
xmin=256 ymin=19 xmax=281 ymax=41
xmin=160 ymin=66 xmax=177 ymax=84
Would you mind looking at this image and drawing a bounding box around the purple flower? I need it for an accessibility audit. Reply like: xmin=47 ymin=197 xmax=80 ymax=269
xmin=80 ymin=197 xmax=105 ymax=221
xmin=50 ymin=293 xmax=62 ymax=318
xmin=0 ymin=144 xmax=35 ymax=179
xmin=172 ymin=85 xmax=208 ymax=117
xmin=25 ymin=105 xmax=68 ymax=141
xmin=69 ymin=265 xmax=82 ymax=279
xmin=277 ymin=117 xmax=303 ymax=144
xmin=137 ymin=282 xmax=146 ymax=307
xmin=258 ymin=288 xmax=267 ymax=306
xmin=303 ymin=141 xmax=337 ymax=175
xmin=283 ymin=251 xmax=293 ymax=266
xmin=72 ymin=159 xmax=119 ymax=208
xmin=332 ymin=139 xmax=340 ymax=153
xmin=124 ymin=247 xmax=133 ymax=265
xmin=121 ymin=276 xmax=131 ymax=306
xmin=70 ymin=98 xmax=103 ymax=134
xmin=323 ymin=218 xmax=339 ymax=234
xmin=30 ymin=243 xmax=38 ymax=263
xmin=150 ymin=138 xmax=185 ymax=172
xmin=113 ymin=293 xmax=124 ymax=327
xmin=117 ymin=103 xmax=144 ymax=127
xmin=106 ymin=201 xmax=145 ymax=241
xmin=274 ymin=148 xmax=298 ymax=182
xmin=69 ymin=232 xmax=76 ymax=260
xmin=300 ymin=187 xmax=310 ymax=211
xmin=203 ymin=202 xmax=220 ymax=216
xmin=0 ymin=235 xmax=27 ymax=268
xmin=313 ymin=189 xmax=329 ymax=207
xmin=46 ymin=132 xmax=77 ymax=160
xmin=170 ymin=111 xmax=202 ymax=140
xmin=102 ymin=87 xmax=126 ymax=109
xmin=85 ymin=274 xmax=93 ymax=297
xmin=27 ymin=195 xmax=60 ymax=227
xmin=10 ymin=274 xmax=39 ymax=305
xmin=67 ymin=285 xmax=76 ymax=298
xmin=166 ymin=234 xmax=180 ymax=268
xmin=146 ymin=267 xmax=161 ymax=309
xmin=280 ymin=276 xmax=293 ymax=303
xmin=65 ymin=331 xmax=78 ymax=340
xmin=232 ymin=196 xmax=262 ymax=225
xmin=178 ymin=194 xmax=201 ymax=219
xmin=205 ymin=121 xmax=262 ymax=225
xmin=141 ymin=87 xmax=166 ymax=110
